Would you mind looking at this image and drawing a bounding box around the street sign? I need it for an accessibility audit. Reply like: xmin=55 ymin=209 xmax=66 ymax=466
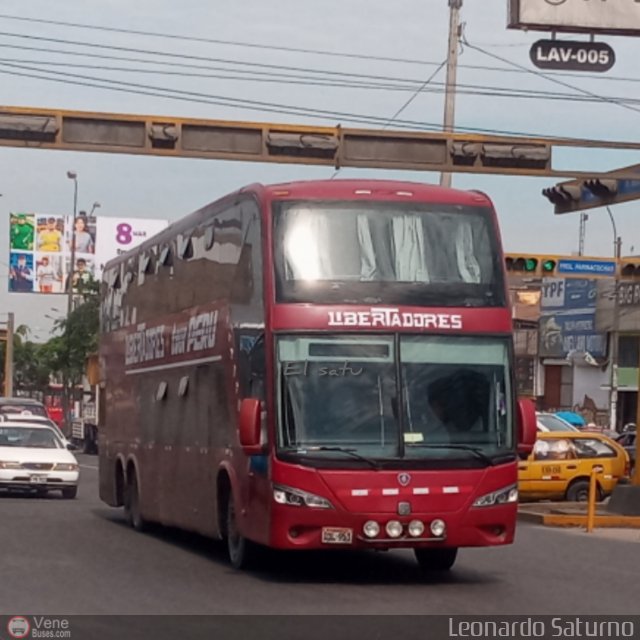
xmin=557 ymin=259 xmax=617 ymax=276
xmin=530 ymin=40 xmax=615 ymax=72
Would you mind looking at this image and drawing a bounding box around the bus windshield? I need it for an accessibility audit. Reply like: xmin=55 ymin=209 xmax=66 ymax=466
xmin=273 ymin=201 xmax=505 ymax=307
xmin=277 ymin=335 xmax=513 ymax=468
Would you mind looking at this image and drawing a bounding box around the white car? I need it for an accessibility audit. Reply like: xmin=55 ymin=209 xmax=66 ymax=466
xmin=0 ymin=422 xmax=79 ymax=499
xmin=0 ymin=413 xmax=72 ymax=448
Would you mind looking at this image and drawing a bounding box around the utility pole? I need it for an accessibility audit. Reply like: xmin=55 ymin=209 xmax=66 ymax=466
xmin=609 ymin=235 xmax=622 ymax=431
xmin=578 ymin=213 xmax=588 ymax=256
xmin=440 ymin=0 xmax=463 ymax=189
xmin=3 ymin=312 xmax=14 ymax=397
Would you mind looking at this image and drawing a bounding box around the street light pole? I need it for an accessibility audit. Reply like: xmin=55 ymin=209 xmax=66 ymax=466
xmin=3 ymin=312 xmax=14 ymax=396
xmin=440 ymin=0 xmax=462 ymax=189
xmin=66 ymin=171 xmax=78 ymax=316
xmin=606 ymin=206 xmax=621 ymax=431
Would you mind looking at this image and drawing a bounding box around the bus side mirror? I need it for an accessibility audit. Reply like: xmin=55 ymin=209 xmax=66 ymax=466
xmin=517 ymin=398 xmax=537 ymax=457
xmin=239 ymin=398 xmax=262 ymax=455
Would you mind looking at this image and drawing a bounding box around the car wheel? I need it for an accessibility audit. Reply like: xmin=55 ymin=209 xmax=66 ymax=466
xmin=124 ymin=472 xmax=147 ymax=532
xmin=414 ymin=547 xmax=458 ymax=572
xmin=566 ymin=479 xmax=598 ymax=502
xmin=62 ymin=486 xmax=78 ymax=500
xmin=226 ymin=494 xmax=255 ymax=570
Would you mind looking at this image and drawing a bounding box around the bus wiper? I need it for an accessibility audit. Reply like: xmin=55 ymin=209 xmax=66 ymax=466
xmin=296 ymin=446 xmax=380 ymax=470
xmin=407 ymin=443 xmax=495 ymax=466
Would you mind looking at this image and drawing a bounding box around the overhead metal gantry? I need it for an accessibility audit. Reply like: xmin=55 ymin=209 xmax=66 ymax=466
xmin=2 ymin=105 xmax=640 ymax=179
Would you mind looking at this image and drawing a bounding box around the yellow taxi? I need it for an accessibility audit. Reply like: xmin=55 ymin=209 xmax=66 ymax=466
xmin=518 ymin=427 xmax=630 ymax=502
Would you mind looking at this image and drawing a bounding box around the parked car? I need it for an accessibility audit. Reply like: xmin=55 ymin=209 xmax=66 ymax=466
xmin=0 ymin=397 xmax=48 ymax=418
xmin=518 ymin=431 xmax=630 ymax=502
xmin=615 ymin=430 xmax=636 ymax=476
xmin=0 ymin=422 xmax=79 ymax=499
xmin=537 ymin=412 xmax=579 ymax=433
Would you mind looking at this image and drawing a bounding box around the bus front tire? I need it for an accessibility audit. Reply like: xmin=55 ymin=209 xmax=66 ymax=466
xmin=226 ymin=495 xmax=255 ymax=570
xmin=414 ymin=547 xmax=458 ymax=572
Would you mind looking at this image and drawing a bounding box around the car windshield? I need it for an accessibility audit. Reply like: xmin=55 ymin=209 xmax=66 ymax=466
xmin=273 ymin=201 xmax=505 ymax=307
xmin=0 ymin=427 xmax=63 ymax=449
xmin=277 ymin=335 xmax=512 ymax=467
xmin=0 ymin=404 xmax=47 ymax=418
xmin=537 ymin=414 xmax=578 ymax=432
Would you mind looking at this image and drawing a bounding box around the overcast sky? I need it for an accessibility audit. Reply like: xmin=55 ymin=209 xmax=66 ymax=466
xmin=2 ymin=0 xmax=640 ymax=334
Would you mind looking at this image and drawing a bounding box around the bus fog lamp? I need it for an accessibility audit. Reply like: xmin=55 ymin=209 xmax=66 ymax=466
xmin=430 ymin=519 xmax=446 ymax=537
xmin=385 ymin=520 xmax=403 ymax=538
xmin=408 ymin=520 xmax=425 ymax=537
xmin=363 ymin=520 xmax=380 ymax=538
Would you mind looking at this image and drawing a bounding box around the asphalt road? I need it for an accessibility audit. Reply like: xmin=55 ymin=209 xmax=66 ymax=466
xmin=1 ymin=455 xmax=638 ymax=616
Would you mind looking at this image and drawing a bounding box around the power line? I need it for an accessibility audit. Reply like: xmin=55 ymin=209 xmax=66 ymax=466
xmin=4 ymin=13 xmax=640 ymax=87
xmin=0 ymin=60 xmax=635 ymax=144
xmin=6 ymin=55 xmax=640 ymax=108
xmin=463 ymin=38 xmax=640 ymax=117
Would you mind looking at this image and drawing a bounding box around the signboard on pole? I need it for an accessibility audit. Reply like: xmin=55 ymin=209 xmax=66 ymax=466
xmin=539 ymin=278 xmax=605 ymax=358
xmin=556 ymin=259 xmax=617 ymax=277
xmin=509 ymin=0 xmax=640 ymax=36
xmin=530 ymin=40 xmax=615 ymax=72
xmin=8 ymin=213 xmax=168 ymax=294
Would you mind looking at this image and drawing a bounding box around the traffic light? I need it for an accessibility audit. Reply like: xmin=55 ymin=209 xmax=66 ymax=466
xmin=543 ymin=166 xmax=640 ymax=215
xmin=620 ymin=260 xmax=640 ymax=278
xmin=584 ymin=179 xmax=617 ymax=199
xmin=541 ymin=184 xmax=582 ymax=209
xmin=505 ymin=254 xmax=557 ymax=277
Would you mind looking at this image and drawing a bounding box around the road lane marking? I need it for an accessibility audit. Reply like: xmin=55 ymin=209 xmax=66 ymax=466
xmin=79 ymin=464 xmax=99 ymax=470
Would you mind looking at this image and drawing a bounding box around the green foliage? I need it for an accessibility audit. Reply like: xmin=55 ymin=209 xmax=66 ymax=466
xmin=1 ymin=277 xmax=100 ymax=394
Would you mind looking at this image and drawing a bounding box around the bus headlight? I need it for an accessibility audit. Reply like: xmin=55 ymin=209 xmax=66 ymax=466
xmin=272 ymin=484 xmax=333 ymax=509
xmin=385 ymin=520 xmax=403 ymax=538
xmin=473 ymin=484 xmax=518 ymax=508
xmin=430 ymin=519 xmax=446 ymax=537
xmin=363 ymin=521 xmax=380 ymax=538
xmin=408 ymin=520 xmax=425 ymax=537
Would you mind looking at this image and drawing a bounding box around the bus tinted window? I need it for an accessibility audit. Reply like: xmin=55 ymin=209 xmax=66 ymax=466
xmin=273 ymin=201 xmax=505 ymax=307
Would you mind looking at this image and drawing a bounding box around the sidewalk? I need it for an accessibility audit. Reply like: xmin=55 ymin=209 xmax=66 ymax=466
xmin=518 ymin=500 xmax=640 ymax=534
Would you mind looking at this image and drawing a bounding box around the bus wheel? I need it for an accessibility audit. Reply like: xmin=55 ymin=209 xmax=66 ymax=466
xmin=124 ymin=472 xmax=147 ymax=532
xmin=226 ymin=494 xmax=254 ymax=570
xmin=414 ymin=547 xmax=458 ymax=572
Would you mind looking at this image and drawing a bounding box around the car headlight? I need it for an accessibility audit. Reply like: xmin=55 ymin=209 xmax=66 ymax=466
xmin=0 ymin=461 xmax=23 ymax=469
xmin=54 ymin=463 xmax=79 ymax=471
xmin=473 ymin=484 xmax=518 ymax=508
xmin=273 ymin=483 xmax=333 ymax=509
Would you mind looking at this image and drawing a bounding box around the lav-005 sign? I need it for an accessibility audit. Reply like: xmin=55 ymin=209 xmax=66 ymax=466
xmin=530 ymin=40 xmax=615 ymax=72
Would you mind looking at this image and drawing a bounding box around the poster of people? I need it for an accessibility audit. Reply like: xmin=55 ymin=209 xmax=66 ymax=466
xmin=7 ymin=212 xmax=168 ymax=294
xmin=10 ymin=213 xmax=35 ymax=251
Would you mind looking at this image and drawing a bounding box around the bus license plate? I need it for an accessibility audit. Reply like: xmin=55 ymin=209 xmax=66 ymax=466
xmin=30 ymin=476 xmax=47 ymax=484
xmin=321 ymin=527 xmax=353 ymax=544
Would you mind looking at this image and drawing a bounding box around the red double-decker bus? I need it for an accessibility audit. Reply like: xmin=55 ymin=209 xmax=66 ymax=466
xmin=99 ymin=179 xmax=536 ymax=572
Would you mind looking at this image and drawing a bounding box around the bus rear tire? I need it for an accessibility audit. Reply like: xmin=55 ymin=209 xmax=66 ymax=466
xmin=124 ymin=472 xmax=147 ymax=532
xmin=226 ymin=495 xmax=255 ymax=570
xmin=414 ymin=547 xmax=458 ymax=572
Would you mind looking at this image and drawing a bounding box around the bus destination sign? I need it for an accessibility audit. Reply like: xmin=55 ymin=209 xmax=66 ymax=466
xmin=529 ymin=39 xmax=615 ymax=72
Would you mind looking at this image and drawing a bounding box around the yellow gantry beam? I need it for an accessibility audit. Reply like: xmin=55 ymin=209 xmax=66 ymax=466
xmin=2 ymin=104 xmax=640 ymax=178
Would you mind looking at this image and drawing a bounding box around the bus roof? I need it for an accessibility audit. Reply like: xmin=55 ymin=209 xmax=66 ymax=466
xmin=255 ymin=179 xmax=493 ymax=208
